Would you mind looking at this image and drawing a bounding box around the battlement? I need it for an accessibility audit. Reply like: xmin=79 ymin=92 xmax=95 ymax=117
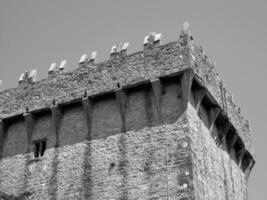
xmin=0 ymin=23 xmax=256 ymax=199
xmin=0 ymin=24 xmax=254 ymax=157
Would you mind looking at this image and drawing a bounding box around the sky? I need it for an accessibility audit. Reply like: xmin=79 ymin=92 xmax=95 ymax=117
xmin=0 ymin=0 xmax=266 ymax=198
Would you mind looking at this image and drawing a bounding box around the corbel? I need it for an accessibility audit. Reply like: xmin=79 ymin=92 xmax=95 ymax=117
xmin=151 ymin=78 xmax=162 ymax=122
xmin=115 ymin=88 xmax=127 ymax=132
xmin=82 ymin=97 xmax=93 ymax=141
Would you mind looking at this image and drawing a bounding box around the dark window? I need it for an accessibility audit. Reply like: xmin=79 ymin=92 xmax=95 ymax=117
xmin=33 ymin=139 xmax=47 ymax=158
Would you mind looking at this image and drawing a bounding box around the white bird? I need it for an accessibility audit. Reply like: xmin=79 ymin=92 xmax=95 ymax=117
xmin=19 ymin=73 xmax=25 ymax=82
xmin=49 ymin=63 xmax=57 ymax=72
xmin=59 ymin=60 xmax=67 ymax=69
xmin=154 ymin=33 xmax=162 ymax=42
xmin=110 ymin=46 xmax=117 ymax=54
xmin=90 ymin=51 xmax=97 ymax=60
xmin=122 ymin=42 xmax=130 ymax=51
xmin=143 ymin=35 xmax=149 ymax=44
xmin=29 ymin=69 xmax=37 ymax=82
xmin=183 ymin=22 xmax=190 ymax=32
xmin=79 ymin=54 xmax=88 ymax=64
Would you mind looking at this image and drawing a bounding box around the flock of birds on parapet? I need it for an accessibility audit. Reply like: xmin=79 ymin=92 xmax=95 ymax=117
xmin=0 ymin=22 xmax=191 ymax=88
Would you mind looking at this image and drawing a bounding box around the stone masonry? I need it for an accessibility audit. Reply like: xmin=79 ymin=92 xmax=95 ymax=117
xmin=0 ymin=23 xmax=255 ymax=199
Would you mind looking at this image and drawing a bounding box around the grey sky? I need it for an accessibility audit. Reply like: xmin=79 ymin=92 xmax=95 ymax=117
xmin=0 ymin=0 xmax=266 ymax=198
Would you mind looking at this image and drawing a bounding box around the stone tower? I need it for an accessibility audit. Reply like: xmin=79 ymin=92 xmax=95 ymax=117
xmin=0 ymin=23 xmax=255 ymax=200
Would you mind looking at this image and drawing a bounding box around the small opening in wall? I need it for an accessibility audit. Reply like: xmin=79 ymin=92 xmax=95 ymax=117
xmin=109 ymin=162 xmax=116 ymax=172
xmin=241 ymin=152 xmax=251 ymax=172
xmin=34 ymin=142 xmax=40 ymax=158
xmin=234 ymin=137 xmax=245 ymax=163
xmin=33 ymin=139 xmax=47 ymax=158
xmin=177 ymin=91 xmax=182 ymax=98
xmin=117 ymin=82 xmax=120 ymax=88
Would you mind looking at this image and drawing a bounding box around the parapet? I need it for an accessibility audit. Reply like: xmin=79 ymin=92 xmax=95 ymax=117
xmin=0 ymin=23 xmax=255 ymax=160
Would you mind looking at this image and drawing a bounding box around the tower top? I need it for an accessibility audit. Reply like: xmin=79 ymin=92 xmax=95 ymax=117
xmin=0 ymin=22 xmax=255 ymax=159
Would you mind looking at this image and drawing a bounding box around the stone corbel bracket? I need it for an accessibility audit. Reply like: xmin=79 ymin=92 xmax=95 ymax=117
xmin=188 ymin=73 xmax=255 ymax=180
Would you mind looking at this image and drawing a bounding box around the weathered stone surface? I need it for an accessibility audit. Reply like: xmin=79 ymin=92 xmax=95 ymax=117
xmin=186 ymin=103 xmax=248 ymax=200
xmin=0 ymin=29 xmax=255 ymax=199
xmin=0 ymin=39 xmax=254 ymax=157
xmin=0 ymin=114 xmax=195 ymax=199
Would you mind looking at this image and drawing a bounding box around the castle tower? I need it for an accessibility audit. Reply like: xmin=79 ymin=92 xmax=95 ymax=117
xmin=0 ymin=23 xmax=255 ymax=200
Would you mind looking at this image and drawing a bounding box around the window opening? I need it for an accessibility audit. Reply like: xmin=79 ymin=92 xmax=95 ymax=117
xmin=33 ymin=139 xmax=47 ymax=158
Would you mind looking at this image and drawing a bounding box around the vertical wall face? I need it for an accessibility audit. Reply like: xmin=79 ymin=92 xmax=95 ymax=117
xmin=0 ymin=118 xmax=28 ymax=197
xmin=0 ymin=155 xmax=27 ymax=197
xmin=0 ymin=68 xmax=253 ymax=199
xmin=54 ymin=114 xmax=194 ymax=200
xmin=125 ymin=85 xmax=157 ymax=130
xmin=161 ymin=77 xmax=184 ymax=124
xmin=2 ymin=118 xmax=27 ymax=157
xmin=187 ymin=103 xmax=248 ymax=200
xmin=91 ymin=94 xmax=122 ymax=139
xmin=59 ymin=103 xmax=88 ymax=146
xmin=32 ymin=111 xmax=54 ymax=149
xmin=0 ymin=115 xmax=194 ymax=199
xmin=89 ymin=117 xmax=193 ymax=200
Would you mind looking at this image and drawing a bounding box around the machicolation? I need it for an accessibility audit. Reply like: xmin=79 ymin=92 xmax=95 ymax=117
xmin=0 ymin=23 xmax=255 ymax=200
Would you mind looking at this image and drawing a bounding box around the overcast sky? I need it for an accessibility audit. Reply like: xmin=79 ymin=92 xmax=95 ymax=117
xmin=0 ymin=0 xmax=266 ymax=198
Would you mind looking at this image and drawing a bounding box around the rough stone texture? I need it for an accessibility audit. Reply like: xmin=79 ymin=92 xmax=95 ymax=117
xmin=0 ymin=114 xmax=194 ymax=200
xmin=2 ymin=117 xmax=28 ymax=157
xmin=190 ymin=44 xmax=254 ymax=157
xmin=187 ymin=103 xmax=248 ymax=200
xmin=0 ymin=29 xmax=255 ymax=199
xmin=0 ymin=33 xmax=253 ymax=157
xmin=32 ymin=111 xmax=54 ymax=149
xmin=59 ymin=103 xmax=88 ymax=146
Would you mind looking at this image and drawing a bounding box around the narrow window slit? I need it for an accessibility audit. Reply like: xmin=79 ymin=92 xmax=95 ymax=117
xmin=33 ymin=139 xmax=47 ymax=158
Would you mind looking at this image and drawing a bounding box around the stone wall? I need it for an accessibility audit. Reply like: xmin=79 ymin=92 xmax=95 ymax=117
xmin=191 ymin=43 xmax=254 ymax=157
xmin=187 ymin=103 xmax=248 ymax=200
xmin=2 ymin=116 xmax=28 ymax=157
xmin=0 ymin=74 xmax=185 ymax=159
xmin=0 ymin=114 xmax=193 ymax=200
xmin=0 ymin=31 xmax=254 ymax=157
xmin=0 ymin=29 xmax=255 ymax=199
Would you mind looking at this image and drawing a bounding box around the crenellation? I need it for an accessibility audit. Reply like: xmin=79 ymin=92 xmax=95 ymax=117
xmin=18 ymin=69 xmax=37 ymax=86
xmin=121 ymin=42 xmax=130 ymax=54
xmin=48 ymin=63 xmax=57 ymax=76
xmin=0 ymin=23 xmax=255 ymax=199
xmin=89 ymin=51 xmax=97 ymax=65
xmin=144 ymin=32 xmax=162 ymax=51
xmin=0 ymin=68 xmax=254 ymax=164
xmin=58 ymin=60 xmax=67 ymax=73
xmin=79 ymin=54 xmax=88 ymax=68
